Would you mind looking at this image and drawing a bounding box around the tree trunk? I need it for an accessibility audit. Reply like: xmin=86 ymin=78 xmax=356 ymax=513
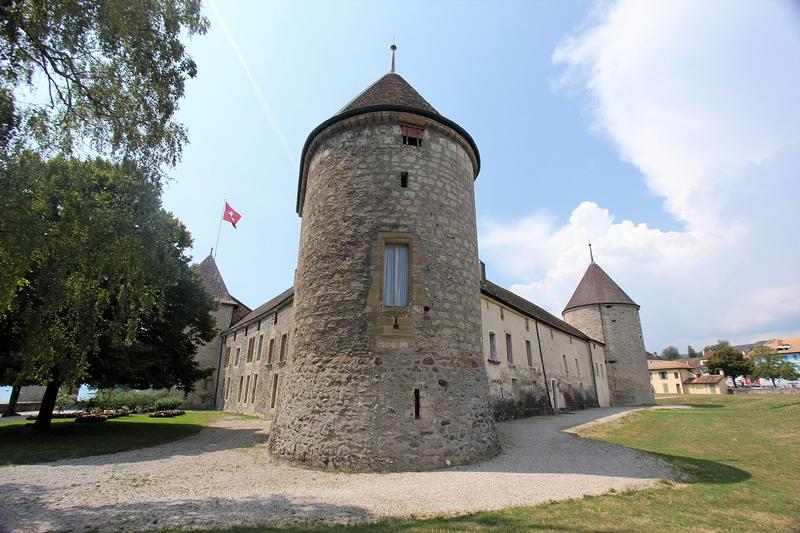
xmin=33 ymin=380 xmax=60 ymax=431
xmin=771 ymin=378 xmax=776 ymax=388
xmin=1 ymin=385 xmax=21 ymax=417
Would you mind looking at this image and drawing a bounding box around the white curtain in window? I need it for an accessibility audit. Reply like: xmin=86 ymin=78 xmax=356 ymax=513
xmin=384 ymin=244 xmax=409 ymax=306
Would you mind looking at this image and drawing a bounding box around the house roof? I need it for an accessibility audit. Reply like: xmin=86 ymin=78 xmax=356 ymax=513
xmin=223 ymin=287 xmax=294 ymax=334
xmin=685 ymin=374 xmax=725 ymax=385
xmin=480 ymin=279 xmax=601 ymax=344
xmin=563 ymin=262 xmax=638 ymax=313
xmin=296 ymin=71 xmax=480 ymax=215
xmin=339 ymin=73 xmax=438 ymax=115
xmin=761 ymin=336 xmax=800 ymax=354
xmin=196 ymin=255 xmax=247 ymax=308
xmin=647 ymin=358 xmax=705 ymax=370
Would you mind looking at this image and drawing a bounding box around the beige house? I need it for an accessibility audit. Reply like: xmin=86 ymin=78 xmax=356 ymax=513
xmin=648 ymin=358 xmax=727 ymax=395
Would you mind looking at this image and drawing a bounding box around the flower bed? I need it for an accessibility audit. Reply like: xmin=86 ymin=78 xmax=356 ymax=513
xmin=74 ymin=413 xmax=108 ymax=423
xmin=149 ymin=410 xmax=185 ymax=418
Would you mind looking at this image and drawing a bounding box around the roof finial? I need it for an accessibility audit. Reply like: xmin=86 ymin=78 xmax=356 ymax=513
xmin=588 ymin=240 xmax=595 ymax=263
xmin=390 ymin=41 xmax=397 ymax=73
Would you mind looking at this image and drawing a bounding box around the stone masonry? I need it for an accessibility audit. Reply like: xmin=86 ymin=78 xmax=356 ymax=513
xmin=268 ymin=109 xmax=500 ymax=472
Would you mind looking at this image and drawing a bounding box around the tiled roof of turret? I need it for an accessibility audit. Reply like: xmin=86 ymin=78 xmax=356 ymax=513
xmin=563 ymin=262 xmax=638 ymax=313
xmin=338 ymin=72 xmax=438 ymax=114
xmin=196 ymin=254 xmax=246 ymax=308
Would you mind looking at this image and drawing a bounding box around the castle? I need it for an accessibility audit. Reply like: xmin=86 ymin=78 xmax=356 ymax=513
xmin=188 ymin=63 xmax=654 ymax=472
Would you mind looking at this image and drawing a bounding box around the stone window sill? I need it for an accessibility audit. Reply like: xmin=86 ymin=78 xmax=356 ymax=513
xmin=487 ymin=359 xmax=501 ymax=365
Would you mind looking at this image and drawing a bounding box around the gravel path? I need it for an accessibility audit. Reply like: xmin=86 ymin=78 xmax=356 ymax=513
xmin=0 ymin=407 xmax=675 ymax=532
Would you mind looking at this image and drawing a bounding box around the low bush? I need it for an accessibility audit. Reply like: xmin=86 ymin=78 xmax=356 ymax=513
xmin=154 ymin=396 xmax=183 ymax=411
xmin=149 ymin=410 xmax=185 ymax=418
xmin=74 ymin=414 xmax=107 ymax=423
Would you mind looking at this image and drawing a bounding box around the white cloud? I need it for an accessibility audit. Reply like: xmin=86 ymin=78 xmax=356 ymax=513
xmin=480 ymin=0 xmax=800 ymax=351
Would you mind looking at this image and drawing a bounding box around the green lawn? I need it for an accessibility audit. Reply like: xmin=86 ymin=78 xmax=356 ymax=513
xmin=173 ymin=395 xmax=799 ymax=533
xmin=0 ymin=410 xmax=243 ymax=466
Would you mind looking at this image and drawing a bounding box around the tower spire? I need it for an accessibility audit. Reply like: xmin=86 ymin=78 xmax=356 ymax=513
xmin=390 ymin=42 xmax=397 ymax=73
xmin=588 ymin=240 xmax=595 ymax=263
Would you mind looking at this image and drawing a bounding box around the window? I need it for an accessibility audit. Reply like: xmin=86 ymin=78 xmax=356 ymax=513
xmin=500 ymin=308 xmax=504 ymax=320
xmin=267 ymin=338 xmax=275 ymax=364
xmin=674 ymin=372 xmax=679 ymax=379
xmin=279 ymin=333 xmax=289 ymax=362
xmin=662 ymin=383 xmax=669 ymax=394
xmin=234 ymin=347 xmax=241 ymax=366
xmin=569 ymin=337 xmax=573 ymax=344
xmin=256 ymin=334 xmax=264 ymax=361
xmin=525 ymin=318 xmax=529 ymax=332
xmin=237 ymin=376 xmax=244 ymax=401
xmin=659 ymin=371 xmax=668 ymax=379
xmin=384 ymin=243 xmax=409 ymax=306
xmin=575 ymin=358 xmax=580 ymax=375
xmin=506 ymin=334 xmax=513 ymax=364
xmin=512 ymin=378 xmax=519 ymax=400
xmin=489 ymin=332 xmax=498 ymax=361
xmin=224 ymin=347 xmax=231 ymax=367
xmin=401 ymin=124 xmax=423 ymax=147
xmin=244 ymin=375 xmax=251 ymax=402
xmin=595 ymin=362 xmax=599 ymax=376
xmin=550 ymin=329 xmax=554 ymax=340
xmin=257 ymin=319 xmax=261 ymax=331
xmin=246 ymin=337 xmax=255 ymax=363
xmin=225 ymin=377 xmax=230 ymax=399
xmin=270 ymin=374 xmax=279 ymax=408
xmin=676 ymin=383 xmax=681 ymax=394
xmin=526 ymin=340 xmax=533 ymax=367
xmin=274 ymin=311 xmax=278 ymax=325
xmin=563 ymin=355 xmax=569 ymax=373
xmin=414 ymin=389 xmax=420 ymax=419
xmin=251 ymin=375 xmax=258 ymax=403
xmin=600 ymin=364 xmax=604 ymax=377
xmin=400 ymin=171 xmax=409 ymax=188
xmin=233 ymin=330 xmax=237 ymax=341
xmin=245 ymin=325 xmax=249 ymax=336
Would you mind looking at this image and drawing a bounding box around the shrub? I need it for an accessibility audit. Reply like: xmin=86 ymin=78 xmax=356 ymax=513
xmin=149 ymin=410 xmax=185 ymax=418
xmin=54 ymin=388 xmax=79 ymax=411
xmin=154 ymin=396 xmax=183 ymax=411
xmin=83 ymin=388 xmax=177 ymax=412
xmin=75 ymin=413 xmax=107 ymax=423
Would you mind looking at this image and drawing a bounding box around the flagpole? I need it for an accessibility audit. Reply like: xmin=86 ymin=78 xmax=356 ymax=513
xmin=213 ymin=199 xmax=226 ymax=260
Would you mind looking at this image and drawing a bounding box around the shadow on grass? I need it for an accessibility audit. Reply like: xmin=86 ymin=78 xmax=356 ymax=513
xmin=652 ymin=452 xmax=751 ymax=484
xmin=0 ymin=421 xmax=267 ymax=466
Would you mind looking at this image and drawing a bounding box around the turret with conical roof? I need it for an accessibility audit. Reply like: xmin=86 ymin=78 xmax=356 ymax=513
xmin=562 ymin=259 xmax=654 ymax=406
xmin=270 ymin=53 xmax=499 ymax=471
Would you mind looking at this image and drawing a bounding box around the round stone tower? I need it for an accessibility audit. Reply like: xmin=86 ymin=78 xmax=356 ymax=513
xmin=268 ymin=66 xmax=499 ymax=471
xmin=562 ymin=260 xmax=655 ymax=406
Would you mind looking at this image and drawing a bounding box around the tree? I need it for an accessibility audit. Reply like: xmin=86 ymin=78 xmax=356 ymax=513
xmin=0 ymin=0 xmax=207 ymax=313
xmin=0 ymin=0 xmax=207 ymax=170
xmin=687 ymin=345 xmax=697 ymax=357
xmin=703 ymin=339 xmax=731 ymax=354
xmin=706 ymin=347 xmax=753 ymax=387
xmin=750 ymin=345 xmax=800 ymax=387
xmin=661 ymin=346 xmax=681 ymax=360
xmin=0 ymin=154 xmax=210 ymax=429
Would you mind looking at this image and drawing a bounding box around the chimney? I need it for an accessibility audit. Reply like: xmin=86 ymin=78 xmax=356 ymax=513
xmin=479 ymin=260 xmax=486 ymax=281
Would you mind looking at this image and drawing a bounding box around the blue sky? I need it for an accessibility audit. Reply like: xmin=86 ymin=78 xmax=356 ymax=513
xmin=163 ymin=0 xmax=800 ymax=353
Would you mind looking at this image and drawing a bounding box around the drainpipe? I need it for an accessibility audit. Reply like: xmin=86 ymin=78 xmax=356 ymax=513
xmin=533 ymin=321 xmax=553 ymax=413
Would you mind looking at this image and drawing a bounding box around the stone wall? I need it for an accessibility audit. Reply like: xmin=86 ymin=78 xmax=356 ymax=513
xmin=564 ymin=304 xmax=654 ymax=406
xmin=184 ymin=303 xmax=234 ymax=408
xmin=268 ymin=112 xmax=499 ymax=472
xmin=216 ymin=303 xmax=293 ymax=417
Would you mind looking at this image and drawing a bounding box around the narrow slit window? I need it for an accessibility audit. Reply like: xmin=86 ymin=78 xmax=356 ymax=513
xmin=270 ymin=374 xmax=279 ymax=408
xmin=279 ymin=333 xmax=289 ymax=362
xmin=400 ymin=171 xmax=409 ymax=188
xmin=489 ymin=332 xmax=498 ymax=361
xmin=414 ymin=389 xmax=420 ymax=419
xmin=526 ymin=340 xmax=533 ymax=367
xmin=401 ymin=125 xmax=424 ymax=147
xmin=384 ymin=243 xmax=409 ymax=306
xmin=256 ymin=334 xmax=264 ymax=361
xmin=251 ymin=374 xmax=258 ymax=403
xmin=505 ymin=333 xmax=513 ymax=364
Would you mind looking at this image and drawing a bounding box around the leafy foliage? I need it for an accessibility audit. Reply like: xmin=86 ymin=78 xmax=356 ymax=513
xmin=0 ymin=0 xmax=207 ymax=171
xmin=706 ymin=347 xmax=753 ymax=384
xmin=687 ymin=345 xmax=697 ymax=356
xmin=154 ymin=396 xmax=183 ymax=411
xmin=703 ymin=339 xmax=731 ymax=353
xmin=749 ymin=345 xmax=800 ymax=386
xmin=661 ymin=346 xmax=681 ymax=360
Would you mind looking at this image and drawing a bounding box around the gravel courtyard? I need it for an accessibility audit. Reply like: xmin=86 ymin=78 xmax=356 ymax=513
xmin=0 ymin=407 xmax=675 ymax=532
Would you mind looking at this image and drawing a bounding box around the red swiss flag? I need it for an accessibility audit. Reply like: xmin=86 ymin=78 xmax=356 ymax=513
xmin=223 ymin=202 xmax=241 ymax=228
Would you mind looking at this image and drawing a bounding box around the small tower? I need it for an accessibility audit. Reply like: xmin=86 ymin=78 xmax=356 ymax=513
xmin=562 ymin=257 xmax=655 ymax=406
xmin=268 ymin=50 xmax=499 ymax=471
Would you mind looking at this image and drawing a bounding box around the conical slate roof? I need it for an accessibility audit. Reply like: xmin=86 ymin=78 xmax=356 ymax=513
xmin=196 ymin=254 xmax=239 ymax=306
xmin=339 ymin=73 xmax=438 ymax=115
xmin=563 ymin=262 xmax=638 ymax=313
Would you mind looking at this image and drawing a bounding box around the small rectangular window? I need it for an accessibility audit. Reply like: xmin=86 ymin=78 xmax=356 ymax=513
xmin=563 ymin=355 xmax=569 ymax=373
xmin=414 ymin=388 xmax=420 ymax=419
xmin=660 ymin=371 xmax=668 ymax=379
xmin=512 ymin=378 xmax=519 ymax=400
xmin=401 ymin=125 xmax=423 ymax=147
xmin=280 ymin=333 xmax=289 ymax=362
xmin=489 ymin=332 xmax=498 ymax=361
xmin=234 ymin=347 xmax=241 ymax=367
xmin=384 ymin=243 xmax=409 ymax=306
xmin=400 ymin=171 xmax=409 ymax=188
xmin=224 ymin=347 xmax=231 ymax=367
xmin=526 ymin=340 xmax=533 ymax=367
xmin=575 ymin=358 xmax=580 ymax=375
xmin=256 ymin=334 xmax=264 ymax=361
xmin=225 ymin=377 xmax=230 ymax=399
xmin=251 ymin=374 xmax=258 ymax=403
xmin=246 ymin=337 xmax=255 ymax=363
xmin=257 ymin=319 xmax=261 ymax=331
xmin=274 ymin=311 xmax=278 ymax=325
xmin=525 ymin=318 xmax=529 ymax=332
xmin=244 ymin=375 xmax=251 ymax=401
xmin=595 ymin=362 xmax=599 ymax=376
xmin=506 ymin=333 xmax=513 ymax=364
xmin=674 ymin=371 xmax=679 ymax=379
xmin=237 ymin=376 xmax=244 ymax=401
xmin=267 ymin=338 xmax=275 ymax=364
xmin=270 ymin=374 xmax=279 ymax=408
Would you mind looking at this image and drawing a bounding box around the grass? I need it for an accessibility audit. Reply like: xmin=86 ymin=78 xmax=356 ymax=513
xmin=0 ymin=410 xmax=244 ymax=466
xmin=170 ymin=395 xmax=799 ymax=532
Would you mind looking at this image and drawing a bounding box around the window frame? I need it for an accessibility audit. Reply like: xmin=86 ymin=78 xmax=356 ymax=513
xmin=489 ymin=331 xmax=498 ymax=361
xmin=505 ymin=333 xmax=513 ymax=364
xmin=383 ymin=242 xmax=410 ymax=307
